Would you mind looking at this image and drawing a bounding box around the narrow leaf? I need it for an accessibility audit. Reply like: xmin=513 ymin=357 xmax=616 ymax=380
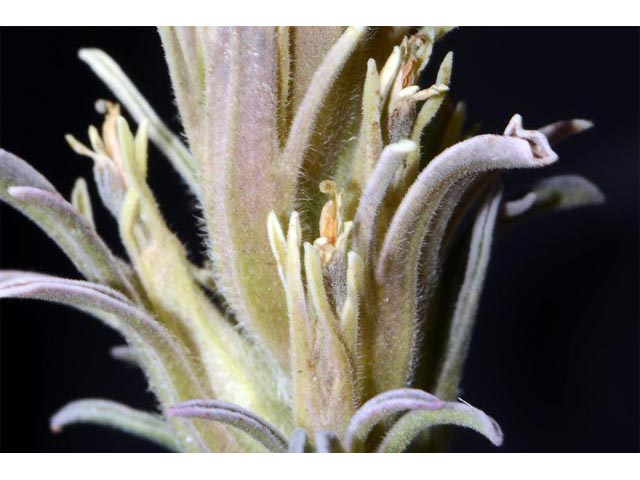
xmin=344 ymin=57 xmax=384 ymax=218
xmin=288 ymin=27 xmax=345 ymax=117
xmin=434 ymin=186 xmax=503 ymax=401
xmin=303 ymin=242 xmax=356 ymax=432
xmin=282 ymin=212 xmax=318 ymax=433
xmin=0 ymin=150 xmax=137 ymax=299
xmin=168 ymin=399 xmax=288 ymax=453
xmin=51 ymin=399 xmax=181 ymax=452
xmin=157 ymin=27 xmax=206 ymax=162
xmin=0 ymin=270 xmax=236 ymax=452
xmin=352 ymin=140 xmax=416 ymax=264
xmin=378 ymin=400 xmax=503 ymax=452
xmin=70 ymin=177 xmax=95 ymax=228
xmin=200 ymin=27 xmax=290 ymax=369
xmin=502 ymin=174 xmax=605 ymax=221
xmin=345 ymin=388 xmax=445 ymax=452
xmin=540 ymin=119 xmax=593 ymax=145
xmin=340 ymin=251 xmax=364 ymax=362
xmin=280 ymin=26 xmax=366 ymax=204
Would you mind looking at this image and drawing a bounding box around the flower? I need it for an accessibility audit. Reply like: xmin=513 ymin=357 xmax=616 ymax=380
xmin=0 ymin=27 xmax=604 ymax=452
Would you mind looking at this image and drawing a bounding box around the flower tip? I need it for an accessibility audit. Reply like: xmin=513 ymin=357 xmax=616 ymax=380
xmin=574 ymin=119 xmax=595 ymax=131
xmin=77 ymin=47 xmax=100 ymax=61
xmin=266 ymin=210 xmax=278 ymax=224
xmin=504 ymin=113 xmax=523 ymax=134
xmin=489 ymin=418 xmax=505 ymax=447
xmin=505 ymin=114 xmax=558 ymax=165
xmin=49 ymin=413 xmax=65 ymax=434
xmin=393 ymin=138 xmax=418 ymax=153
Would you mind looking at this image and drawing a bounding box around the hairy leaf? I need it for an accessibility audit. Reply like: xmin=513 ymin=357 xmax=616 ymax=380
xmin=199 ymin=27 xmax=291 ymax=370
xmin=352 ymin=140 xmax=417 ymax=265
xmin=281 ymin=26 xmax=366 ymax=212
xmin=367 ymin=115 xmax=558 ymax=396
xmin=540 ymin=119 xmax=593 ymax=145
xmin=345 ymin=388 xmax=444 ymax=452
xmin=0 ymin=270 xmax=236 ymax=452
xmin=70 ymin=177 xmax=95 ymax=228
xmin=502 ymin=174 xmax=605 ymax=221
xmin=378 ymin=400 xmax=503 ymax=452
xmin=168 ymin=399 xmax=288 ymax=453
xmin=434 ymin=186 xmax=503 ymax=401
xmin=0 ymin=150 xmax=137 ymax=299
xmin=304 ymin=242 xmax=357 ymax=433
xmin=157 ymin=27 xmax=206 ymax=163
xmin=51 ymin=399 xmax=181 ymax=452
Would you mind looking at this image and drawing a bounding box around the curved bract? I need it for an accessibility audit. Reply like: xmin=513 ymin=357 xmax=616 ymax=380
xmin=0 ymin=27 xmax=602 ymax=452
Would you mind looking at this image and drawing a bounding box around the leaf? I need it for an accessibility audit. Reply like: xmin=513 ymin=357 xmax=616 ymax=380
xmin=199 ymin=27 xmax=291 ymax=369
xmin=502 ymin=174 xmax=605 ymax=221
xmin=268 ymin=212 xmax=316 ymax=431
xmin=540 ymin=119 xmax=593 ymax=145
xmin=70 ymin=177 xmax=95 ymax=228
xmin=0 ymin=150 xmax=137 ymax=300
xmin=377 ymin=400 xmax=503 ymax=452
xmin=280 ymin=26 xmax=366 ymax=206
xmin=157 ymin=27 xmax=206 ymax=162
xmin=0 ymin=270 xmax=236 ymax=452
xmin=343 ymin=58 xmax=384 ymax=218
xmin=288 ymin=27 xmax=346 ymax=120
xmin=367 ymin=115 xmax=558 ymax=396
xmin=51 ymin=399 xmax=181 ymax=452
xmin=340 ymin=251 xmax=364 ymax=364
xmin=413 ymin=175 xmax=498 ymax=393
xmin=78 ymin=48 xmax=198 ymax=194
xmin=304 ymin=242 xmax=357 ymax=432
xmin=345 ymin=388 xmax=444 ymax=452
xmin=352 ymin=140 xmax=417 ymax=265
xmin=168 ymin=399 xmax=289 ymax=453
xmin=434 ymin=186 xmax=503 ymax=401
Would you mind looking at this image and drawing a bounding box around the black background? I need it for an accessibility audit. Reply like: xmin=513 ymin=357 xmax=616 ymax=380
xmin=1 ymin=27 xmax=638 ymax=452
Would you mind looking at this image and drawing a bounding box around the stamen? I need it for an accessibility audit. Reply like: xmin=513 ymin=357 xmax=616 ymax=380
xmin=316 ymin=180 xmax=348 ymax=266
xmin=96 ymin=100 xmax=125 ymax=173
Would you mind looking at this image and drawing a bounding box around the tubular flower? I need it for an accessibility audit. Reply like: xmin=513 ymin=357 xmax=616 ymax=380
xmin=0 ymin=27 xmax=604 ymax=452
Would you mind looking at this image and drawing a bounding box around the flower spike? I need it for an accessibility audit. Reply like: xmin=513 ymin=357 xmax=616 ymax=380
xmin=1 ymin=27 xmax=603 ymax=453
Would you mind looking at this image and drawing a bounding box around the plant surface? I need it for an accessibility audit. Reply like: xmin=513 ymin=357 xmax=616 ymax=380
xmin=0 ymin=27 xmax=604 ymax=452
